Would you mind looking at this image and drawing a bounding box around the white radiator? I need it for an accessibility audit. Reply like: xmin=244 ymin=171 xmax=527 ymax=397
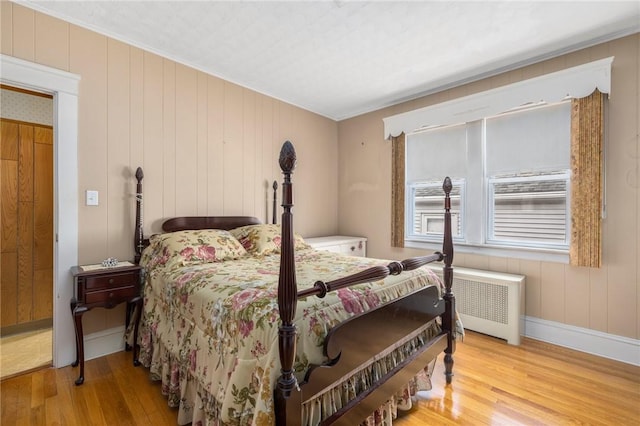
xmin=426 ymin=264 xmax=525 ymax=345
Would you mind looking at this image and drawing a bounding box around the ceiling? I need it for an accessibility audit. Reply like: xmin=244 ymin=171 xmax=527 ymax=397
xmin=20 ymin=1 xmax=640 ymax=121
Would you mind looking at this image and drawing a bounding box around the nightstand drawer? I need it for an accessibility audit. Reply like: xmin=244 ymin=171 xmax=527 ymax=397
xmin=339 ymin=241 xmax=365 ymax=257
xmin=85 ymin=285 xmax=138 ymax=305
xmin=84 ymin=271 xmax=139 ymax=291
xmin=305 ymin=236 xmax=367 ymax=257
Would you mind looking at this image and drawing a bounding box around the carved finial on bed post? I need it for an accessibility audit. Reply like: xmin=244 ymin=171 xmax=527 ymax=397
xmin=442 ymin=176 xmax=456 ymax=384
xmin=272 ymin=180 xmax=278 ymax=224
xmin=134 ymin=167 xmax=144 ymax=264
xmin=275 ymin=141 xmax=299 ymax=424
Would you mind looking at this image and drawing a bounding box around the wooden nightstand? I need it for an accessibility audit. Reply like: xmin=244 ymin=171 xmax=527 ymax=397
xmin=70 ymin=263 xmax=143 ymax=385
xmin=305 ymin=236 xmax=367 ymax=257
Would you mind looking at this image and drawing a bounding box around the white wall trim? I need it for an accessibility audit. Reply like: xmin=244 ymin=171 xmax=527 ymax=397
xmin=83 ymin=326 xmax=128 ymax=361
xmin=524 ymin=316 xmax=640 ymax=366
xmin=0 ymin=54 xmax=80 ymax=368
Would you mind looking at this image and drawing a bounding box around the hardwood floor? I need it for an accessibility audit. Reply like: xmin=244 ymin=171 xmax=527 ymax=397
xmin=1 ymin=331 xmax=638 ymax=425
xmin=1 ymin=327 xmax=53 ymax=380
xmin=397 ymin=332 xmax=640 ymax=425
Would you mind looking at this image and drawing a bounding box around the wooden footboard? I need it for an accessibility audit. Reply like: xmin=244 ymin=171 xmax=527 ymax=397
xmin=275 ymin=141 xmax=456 ymax=425
xmin=306 ymin=285 xmax=447 ymax=425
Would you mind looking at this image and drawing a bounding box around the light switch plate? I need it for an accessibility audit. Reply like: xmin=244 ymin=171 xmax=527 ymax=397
xmin=86 ymin=190 xmax=99 ymax=206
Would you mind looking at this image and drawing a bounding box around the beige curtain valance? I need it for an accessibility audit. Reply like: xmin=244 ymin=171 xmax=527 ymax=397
xmin=383 ymin=57 xmax=613 ymax=139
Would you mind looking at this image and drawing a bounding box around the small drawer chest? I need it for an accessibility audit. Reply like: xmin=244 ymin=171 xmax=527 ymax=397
xmin=70 ymin=263 xmax=143 ymax=385
xmin=305 ymin=235 xmax=367 ymax=257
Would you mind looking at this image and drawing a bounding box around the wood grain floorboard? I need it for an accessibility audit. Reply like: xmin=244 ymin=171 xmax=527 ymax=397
xmin=1 ymin=331 xmax=638 ymax=425
xmin=395 ymin=332 xmax=640 ymax=426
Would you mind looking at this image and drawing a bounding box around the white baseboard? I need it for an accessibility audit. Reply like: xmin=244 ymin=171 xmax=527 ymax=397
xmin=524 ymin=316 xmax=640 ymax=366
xmin=83 ymin=326 xmax=127 ymax=362
xmin=78 ymin=319 xmax=640 ymax=368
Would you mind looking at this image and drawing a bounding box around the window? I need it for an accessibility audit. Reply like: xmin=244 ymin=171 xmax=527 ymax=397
xmin=387 ymin=57 xmax=611 ymax=265
xmin=408 ymin=179 xmax=463 ymax=238
xmin=405 ymin=100 xmax=571 ymax=253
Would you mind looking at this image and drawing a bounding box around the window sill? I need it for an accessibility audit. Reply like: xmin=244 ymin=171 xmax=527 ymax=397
xmin=405 ymin=239 xmax=569 ymax=264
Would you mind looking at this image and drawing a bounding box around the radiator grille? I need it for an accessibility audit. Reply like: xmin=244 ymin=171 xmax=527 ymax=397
xmin=456 ymin=278 xmax=509 ymax=324
xmin=427 ymin=265 xmax=525 ymax=345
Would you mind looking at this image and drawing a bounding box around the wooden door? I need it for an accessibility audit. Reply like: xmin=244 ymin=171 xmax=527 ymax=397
xmin=1 ymin=118 xmax=53 ymax=331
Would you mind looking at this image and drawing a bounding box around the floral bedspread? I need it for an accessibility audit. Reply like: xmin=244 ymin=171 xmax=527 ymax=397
xmin=138 ymin=246 xmax=443 ymax=425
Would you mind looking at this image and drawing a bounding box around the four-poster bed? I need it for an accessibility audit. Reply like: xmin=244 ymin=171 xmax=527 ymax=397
xmin=131 ymin=140 xmax=457 ymax=425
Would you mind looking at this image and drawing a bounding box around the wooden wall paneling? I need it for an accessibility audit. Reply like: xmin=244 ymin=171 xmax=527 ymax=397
xmin=174 ymin=64 xmax=198 ymax=217
xmin=162 ymin=60 xmax=176 ymax=220
xmin=129 ymin=47 xmax=144 ymax=198
xmin=17 ymin=124 xmax=33 ymax=203
xmin=0 ymin=1 xmax=13 ymax=55
xmin=1 ymin=251 xmax=18 ymax=326
xmin=32 ymin=268 xmax=52 ymax=320
xmin=34 ymin=127 xmax=52 ymax=145
xmin=142 ymin=52 xmax=163 ymax=235
xmin=506 ymin=257 xmax=521 ymax=276
xmin=129 ymin=47 xmax=144 ymax=249
xmin=253 ymin=94 xmax=266 ymax=223
xmin=279 ymin=100 xmax=294 ymax=137
xmin=1 ymin=121 xmax=19 ymax=327
xmin=271 ymin=100 xmax=281 ymax=184
xmin=16 ymin=123 xmax=34 ymax=323
xmin=34 ymin=11 xmax=69 ymax=72
xmin=563 ymin=266 xmax=590 ymax=328
xmin=292 ymin=108 xmax=311 ymax=229
xmin=105 ymin=39 xmax=134 ymax=331
xmin=106 ymin=39 xmax=131 ymax=260
xmin=1 ymin=120 xmax=54 ymax=327
xmin=222 ymin=82 xmax=244 ymax=215
xmin=1 ymin=151 xmax=18 ymax=327
xmin=33 ymin=129 xmax=53 ymax=322
xmin=33 ymin=136 xmax=53 ymax=270
xmin=588 ymin=266 xmax=609 ymax=332
xmin=16 ymin=199 xmax=33 ymax=324
xmin=1 ymin=121 xmax=19 ymax=161
xmin=206 ymin=75 xmax=224 ymax=216
xmin=540 ymin=262 xmax=566 ymax=323
xmin=242 ymin=88 xmax=256 ymax=216
xmin=564 ymin=46 xmax=592 ymax=70
xmin=11 ymin=4 xmax=34 ymax=62
xmin=70 ymin=25 xmax=109 ymax=264
xmin=260 ymin=96 xmax=275 ymax=218
xmin=461 ymin=253 xmax=490 ymax=271
xmin=605 ymin=36 xmax=639 ymax=339
xmin=488 ymin=256 xmax=508 ymax=273
xmin=196 ymin=72 xmax=208 ymax=216
xmin=542 ymin=55 xmax=568 ymax=77
xmin=631 ymin=36 xmax=640 ymax=340
xmin=520 ymin=259 xmax=542 ymax=318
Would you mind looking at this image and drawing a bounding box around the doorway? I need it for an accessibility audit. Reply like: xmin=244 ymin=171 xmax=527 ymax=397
xmin=0 ymin=86 xmax=54 ymax=379
xmin=1 ymin=53 xmax=81 ymax=370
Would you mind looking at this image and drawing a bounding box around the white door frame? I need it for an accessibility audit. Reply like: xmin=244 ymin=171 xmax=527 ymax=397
xmin=1 ymin=54 xmax=79 ymax=367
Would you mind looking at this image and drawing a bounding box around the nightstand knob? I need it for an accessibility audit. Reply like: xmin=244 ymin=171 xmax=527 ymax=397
xmin=109 ymin=292 xmax=114 ymax=299
xmin=109 ymin=278 xmax=114 ymax=284
xmin=350 ymin=246 xmax=355 ymax=251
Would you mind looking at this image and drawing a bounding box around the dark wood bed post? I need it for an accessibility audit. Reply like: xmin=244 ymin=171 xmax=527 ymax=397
xmin=134 ymin=167 xmax=144 ymax=264
xmin=442 ymin=177 xmax=456 ymax=384
xmin=272 ymin=180 xmax=278 ymax=224
xmin=275 ymin=141 xmax=299 ymax=424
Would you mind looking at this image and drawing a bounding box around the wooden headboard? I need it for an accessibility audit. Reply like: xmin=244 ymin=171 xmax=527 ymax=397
xmin=133 ymin=168 xmax=278 ymax=263
xmin=162 ymin=216 xmax=260 ymax=232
